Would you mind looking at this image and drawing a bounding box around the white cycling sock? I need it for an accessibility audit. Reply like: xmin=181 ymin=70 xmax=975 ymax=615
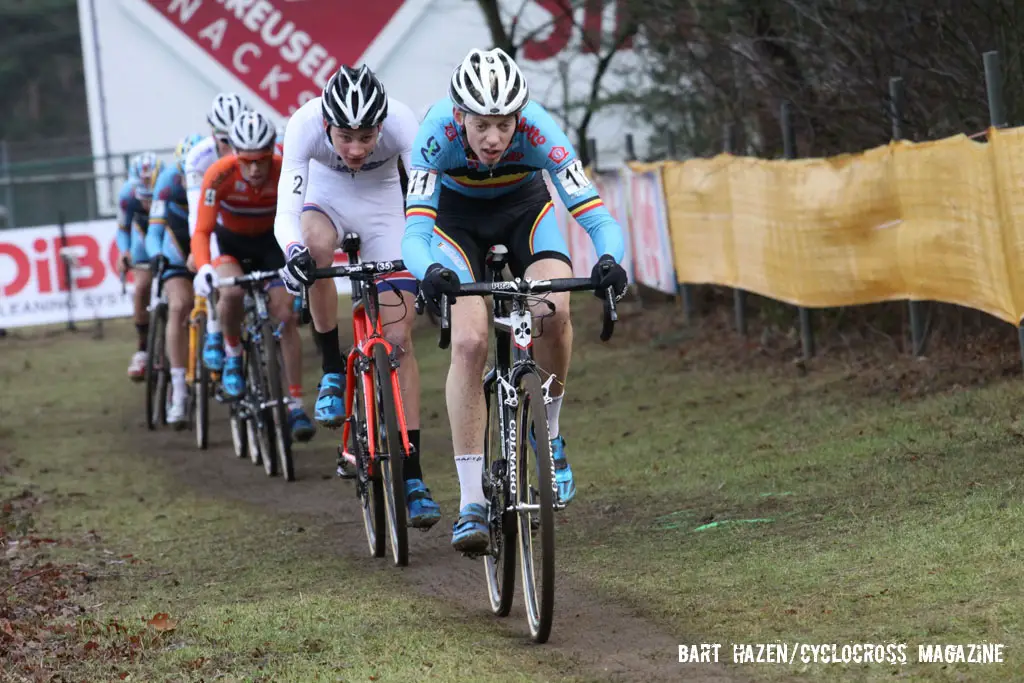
xmin=546 ymin=394 xmax=563 ymax=439
xmin=170 ymin=368 xmax=187 ymax=403
xmin=455 ymin=454 xmax=486 ymax=509
xmin=206 ymin=305 xmax=220 ymax=335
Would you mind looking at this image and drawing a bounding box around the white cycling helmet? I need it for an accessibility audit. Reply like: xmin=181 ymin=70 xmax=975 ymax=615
xmin=321 ymin=64 xmax=389 ymax=130
xmin=229 ymin=111 xmax=276 ymax=153
xmin=449 ymin=47 xmax=529 ymax=116
xmin=207 ymin=93 xmax=248 ymax=134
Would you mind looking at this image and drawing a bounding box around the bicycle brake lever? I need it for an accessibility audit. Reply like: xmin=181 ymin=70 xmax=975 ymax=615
xmin=438 ymin=293 xmax=451 ymax=350
xmin=600 ymin=286 xmax=617 ymax=342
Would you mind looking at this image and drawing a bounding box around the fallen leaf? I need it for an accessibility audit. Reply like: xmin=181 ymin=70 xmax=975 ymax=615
xmin=84 ymin=640 xmax=98 ymax=651
xmin=147 ymin=612 xmax=177 ymax=632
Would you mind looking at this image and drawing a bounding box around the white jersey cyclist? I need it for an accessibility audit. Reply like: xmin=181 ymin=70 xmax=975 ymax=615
xmin=273 ymin=94 xmax=419 ymax=269
xmin=185 ymin=93 xmax=249 ymax=236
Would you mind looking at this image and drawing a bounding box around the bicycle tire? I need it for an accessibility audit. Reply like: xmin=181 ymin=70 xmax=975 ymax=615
xmin=351 ymin=372 xmax=386 ymax=558
xmin=373 ymin=343 xmax=408 ymax=567
xmin=516 ymin=370 xmax=555 ymax=643
xmin=262 ymin=320 xmax=294 ymax=482
xmin=195 ymin=313 xmax=209 ymax=450
xmin=248 ymin=339 xmax=276 ymax=476
xmin=483 ymin=372 xmax=517 ymax=617
xmin=144 ymin=305 xmax=167 ymax=431
xmin=229 ymin=402 xmax=249 ymax=460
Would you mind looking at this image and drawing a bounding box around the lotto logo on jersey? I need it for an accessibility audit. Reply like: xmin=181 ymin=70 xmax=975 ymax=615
xmin=548 ymin=146 xmax=568 ymax=163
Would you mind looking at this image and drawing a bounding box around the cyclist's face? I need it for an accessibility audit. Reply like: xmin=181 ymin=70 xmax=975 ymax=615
xmin=458 ymin=112 xmax=516 ymax=165
xmin=236 ymin=154 xmax=273 ymax=187
xmin=212 ymin=129 xmax=232 ymax=157
xmin=329 ymin=126 xmax=380 ymax=171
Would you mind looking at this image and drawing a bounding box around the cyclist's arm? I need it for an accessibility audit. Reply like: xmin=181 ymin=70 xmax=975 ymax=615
xmin=192 ymin=168 xmax=222 ymax=270
xmin=115 ymin=182 xmax=134 ymax=253
xmin=530 ymin=107 xmax=625 ymax=263
xmin=145 ymin=170 xmax=172 ymax=260
xmin=400 ymin=116 xmax=447 ymax=281
xmin=273 ymin=116 xmax=310 ymax=256
xmin=184 ymin=142 xmax=207 ymax=237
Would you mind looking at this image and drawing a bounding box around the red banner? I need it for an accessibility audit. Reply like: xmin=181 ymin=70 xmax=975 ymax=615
xmin=145 ymin=0 xmax=405 ymax=116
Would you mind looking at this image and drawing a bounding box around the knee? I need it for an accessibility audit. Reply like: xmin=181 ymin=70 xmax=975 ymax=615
xmin=168 ymin=293 xmax=190 ymax=321
xmin=383 ymin=319 xmax=413 ymax=356
xmin=218 ymin=286 xmax=243 ymax=307
xmin=543 ymin=295 xmax=572 ymax=338
xmin=451 ymin=325 xmax=489 ymax=369
xmin=303 ymin=230 xmax=336 ymax=267
xmin=271 ymin=298 xmax=296 ymax=326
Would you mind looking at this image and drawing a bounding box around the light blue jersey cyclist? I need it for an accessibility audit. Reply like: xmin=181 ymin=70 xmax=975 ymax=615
xmin=116 ymin=152 xmax=163 ymax=381
xmin=400 ymin=48 xmax=629 ymax=555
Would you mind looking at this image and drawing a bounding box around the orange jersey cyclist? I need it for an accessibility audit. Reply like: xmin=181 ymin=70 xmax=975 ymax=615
xmin=191 ymin=111 xmax=316 ymax=443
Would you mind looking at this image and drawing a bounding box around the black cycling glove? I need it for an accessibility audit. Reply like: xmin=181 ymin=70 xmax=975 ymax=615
xmin=590 ymin=254 xmax=628 ymax=300
xmin=419 ymin=263 xmax=461 ymax=316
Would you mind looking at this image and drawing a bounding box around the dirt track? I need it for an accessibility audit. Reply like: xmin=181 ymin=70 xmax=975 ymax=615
xmin=133 ymin=408 xmax=751 ymax=683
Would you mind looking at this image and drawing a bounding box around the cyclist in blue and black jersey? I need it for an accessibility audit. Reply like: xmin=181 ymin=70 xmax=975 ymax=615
xmin=116 ymin=151 xmax=163 ymax=381
xmin=401 ymin=47 xmax=629 ymax=553
xmin=145 ymin=133 xmax=204 ymax=426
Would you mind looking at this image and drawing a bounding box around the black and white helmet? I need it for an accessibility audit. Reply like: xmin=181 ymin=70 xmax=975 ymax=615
xmin=321 ymin=65 xmax=389 ymax=130
xmin=229 ymin=111 xmax=276 ymax=153
xmin=207 ymin=93 xmax=248 ymax=134
xmin=449 ymin=48 xmax=529 ymax=116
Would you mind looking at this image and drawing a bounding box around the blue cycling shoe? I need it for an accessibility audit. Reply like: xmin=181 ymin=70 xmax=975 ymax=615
xmin=451 ymin=503 xmax=489 ymax=554
xmin=405 ymin=479 xmax=441 ymax=529
xmin=289 ymin=407 xmax=316 ymax=443
xmin=529 ymin=430 xmax=576 ymax=506
xmin=221 ymin=355 xmax=245 ymax=399
xmin=203 ymin=332 xmax=224 ymax=372
xmin=314 ymin=372 xmax=346 ymax=428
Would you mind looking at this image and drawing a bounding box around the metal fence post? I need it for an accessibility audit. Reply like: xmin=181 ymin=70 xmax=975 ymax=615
xmin=781 ymin=101 xmax=815 ymax=359
xmin=725 ymin=123 xmax=747 ymax=335
xmin=890 ymin=77 xmax=927 ymax=356
xmin=0 ymin=139 xmax=14 ymax=229
xmin=982 ymin=50 xmax=1023 ymax=372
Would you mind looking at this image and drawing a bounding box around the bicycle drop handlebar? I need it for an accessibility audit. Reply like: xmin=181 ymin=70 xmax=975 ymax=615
xmin=414 ymin=276 xmax=619 ymax=350
xmin=295 ymin=259 xmax=409 ymax=325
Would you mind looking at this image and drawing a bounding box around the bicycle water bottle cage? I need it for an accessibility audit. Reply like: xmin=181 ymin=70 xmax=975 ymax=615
xmin=342 ymin=232 xmax=361 ymax=259
xmin=486 ymin=244 xmax=509 ymax=273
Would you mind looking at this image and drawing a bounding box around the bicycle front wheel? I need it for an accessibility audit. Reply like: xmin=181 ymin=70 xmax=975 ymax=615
xmin=145 ymin=304 xmax=168 ymax=431
xmin=350 ymin=370 xmax=386 ymax=558
xmin=483 ymin=369 xmax=516 ymax=617
xmin=515 ymin=370 xmax=555 ymax=643
xmin=194 ymin=312 xmax=210 ymax=450
xmin=373 ymin=343 xmax=408 ymax=567
xmin=262 ymin=321 xmax=294 ymax=482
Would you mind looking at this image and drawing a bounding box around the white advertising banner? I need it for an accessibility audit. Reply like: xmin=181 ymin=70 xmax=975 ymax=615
xmin=0 ymin=220 xmax=134 ymax=328
xmin=0 ymin=220 xmax=353 ymax=329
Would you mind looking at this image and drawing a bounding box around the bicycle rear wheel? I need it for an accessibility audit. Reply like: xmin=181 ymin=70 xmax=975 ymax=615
xmin=483 ymin=369 xmax=516 ymax=617
xmin=194 ymin=313 xmax=210 ymax=450
xmin=351 ymin=371 xmax=386 ymax=558
xmin=373 ymin=344 xmax=408 ymax=567
xmin=145 ymin=305 xmax=168 ymax=431
xmin=516 ymin=370 xmax=555 ymax=643
xmin=262 ymin=321 xmax=294 ymax=482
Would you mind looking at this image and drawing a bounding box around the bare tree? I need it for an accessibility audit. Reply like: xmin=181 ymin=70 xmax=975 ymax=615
xmin=472 ymin=0 xmax=639 ymax=165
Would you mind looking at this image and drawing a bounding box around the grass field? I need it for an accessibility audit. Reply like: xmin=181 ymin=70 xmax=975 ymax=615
xmin=2 ymin=297 xmax=1022 ymax=682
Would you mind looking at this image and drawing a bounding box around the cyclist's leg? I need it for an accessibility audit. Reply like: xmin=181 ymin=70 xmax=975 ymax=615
xmin=513 ymin=196 xmax=577 ymax=504
xmin=301 ymin=178 xmax=347 ymax=427
xmin=201 ymin=231 xmax=225 ymax=371
xmin=212 ymin=244 xmax=245 ymax=398
xmin=361 ymin=212 xmax=440 ymax=528
xmin=263 ymin=236 xmax=314 ymax=442
xmin=127 ymin=224 xmax=152 ymax=379
xmin=431 ymin=220 xmax=491 ymax=550
xmin=162 ymin=223 xmax=193 ymax=424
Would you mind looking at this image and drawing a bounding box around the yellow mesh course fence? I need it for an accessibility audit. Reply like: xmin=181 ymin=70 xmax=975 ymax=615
xmin=657 ymin=126 xmax=1024 ymax=325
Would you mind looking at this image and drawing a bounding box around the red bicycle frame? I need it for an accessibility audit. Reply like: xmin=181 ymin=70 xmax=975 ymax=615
xmin=339 ymin=295 xmax=412 ymax=476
